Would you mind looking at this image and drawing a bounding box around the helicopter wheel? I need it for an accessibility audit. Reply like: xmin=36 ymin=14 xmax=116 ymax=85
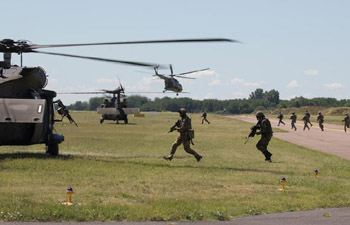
xmin=124 ymin=118 xmax=128 ymax=124
xmin=46 ymin=141 xmax=59 ymax=156
xmin=176 ymin=93 xmax=179 ymax=96
xmin=100 ymin=117 xmax=104 ymax=124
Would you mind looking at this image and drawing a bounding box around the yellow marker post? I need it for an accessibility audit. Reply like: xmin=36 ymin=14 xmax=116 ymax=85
xmin=279 ymin=177 xmax=286 ymax=191
xmin=62 ymin=187 xmax=74 ymax=206
xmin=314 ymin=169 xmax=319 ymax=178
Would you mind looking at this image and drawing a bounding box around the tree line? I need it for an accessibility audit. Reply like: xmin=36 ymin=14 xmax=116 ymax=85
xmin=67 ymin=88 xmax=350 ymax=114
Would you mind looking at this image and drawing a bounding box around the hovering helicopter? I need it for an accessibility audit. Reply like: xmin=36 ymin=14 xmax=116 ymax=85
xmin=153 ymin=64 xmax=209 ymax=95
xmin=0 ymin=38 xmax=235 ymax=155
xmin=61 ymin=82 xmax=140 ymax=124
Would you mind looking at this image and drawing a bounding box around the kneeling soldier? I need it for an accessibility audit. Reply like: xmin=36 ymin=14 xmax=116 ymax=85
xmin=164 ymin=108 xmax=202 ymax=162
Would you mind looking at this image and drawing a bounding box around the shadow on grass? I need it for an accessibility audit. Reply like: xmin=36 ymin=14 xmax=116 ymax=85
xmin=0 ymin=152 xmax=74 ymax=162
xmin=105 ymin=122 xmax=137 ymax=125
xmin=85 ymin=154 xmax=285 ymax=175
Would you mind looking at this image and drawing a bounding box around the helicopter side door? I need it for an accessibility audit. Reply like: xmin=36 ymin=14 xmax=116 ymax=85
xmin=0 ymin=98 xmax=46 ymax=145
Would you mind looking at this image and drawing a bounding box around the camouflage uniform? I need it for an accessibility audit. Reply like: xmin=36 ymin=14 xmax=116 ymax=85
xmin=305 ymin=111 xmax=313 ymax=127
xmin=317 ymin=112 xmax=324 ymax=131
xmin=290 ymin=113 xmax=297 ymax=131
xmin=277 ymin=112 xmax=285 ymax=126
xmin=343 ymin=114 xmax=350 ymax=132
xmin=302 ymin=115 xmax=310 ymax=131
xmin=164 ymin=108 xmax=202 ymax=161
xmin=201 ymin=111 xmax=210 ymax=124
xmin=255 ymin=112 xmax=273 ymax=162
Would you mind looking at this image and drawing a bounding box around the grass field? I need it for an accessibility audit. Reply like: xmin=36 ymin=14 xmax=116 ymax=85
xmin=0 ymin=111 xmax=350 ymax=221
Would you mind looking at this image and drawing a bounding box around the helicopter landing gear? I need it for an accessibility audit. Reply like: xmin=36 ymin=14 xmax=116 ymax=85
xmin=46 ymin=141 xmax=58 ymax=156
xmin=46 ymin=134 xmax=64 ymax=156
xmin=163 ymin=90 xmax=165 ymax=93
xmin=124 ymin=116 xmax=128 ymax=124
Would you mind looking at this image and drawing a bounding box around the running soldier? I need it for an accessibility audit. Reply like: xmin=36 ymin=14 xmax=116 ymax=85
xmin=164 ymin=108 xmax=202 ymax=161
xmin=201 ymin=111 xmax=210 ymax=124
xmin=254 ymin=112 xmax=273 ymax=162
xmin=342 ymin=113 xmax=350 ymax=132
xmin=305 ymin=110 xmax=313 ymax=127
xmin=317 ymin=111 xmax=324 ymax=131
xmin=302 ymin=114 xmax=310 ymax=131
xmin=277 ymin=111 xmax=285 ymax=126
xmin=290 ymin=112 xmax=297 ymax=131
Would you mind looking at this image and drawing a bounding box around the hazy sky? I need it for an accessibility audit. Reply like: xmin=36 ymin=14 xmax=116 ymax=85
xmin=2 ymin=0 xmax=350 ymax=104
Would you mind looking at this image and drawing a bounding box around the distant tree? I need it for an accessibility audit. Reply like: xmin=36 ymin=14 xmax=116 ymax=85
xmin=88 ymin=97 xmax=104 ymax=110
xmin=264 ymin=89 xmax=280 ymax=104
xmin=249 ymin=88 xmax=265 ymax=100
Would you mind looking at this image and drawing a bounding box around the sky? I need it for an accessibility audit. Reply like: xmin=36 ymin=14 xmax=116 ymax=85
xmin=2 ymin=0 xmax=350 ymax=104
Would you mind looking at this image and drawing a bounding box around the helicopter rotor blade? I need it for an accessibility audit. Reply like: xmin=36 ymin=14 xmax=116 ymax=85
xmin=173 ymin=75 xmax=196 ymax=79
xmin=32 ymin=50 xmax=162 ymax=68
xmin=29 ymin=38 xmax=238 ymax=49
xmin=170 ymin=64 xmax=173 ymax=75
xmin=58 ymin=91 xmax=105 ymax=94
xmin=176 ymin=68 xmax=210 ymax=76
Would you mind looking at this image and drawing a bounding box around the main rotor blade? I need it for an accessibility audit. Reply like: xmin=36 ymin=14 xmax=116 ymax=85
xmin=58 ymin=92 xmax=105 ymax=94
xmin=177 ymin=68 xmax=210 ymax=76
xmin=174 ymin=75 xmax=196 ymax=79
xmin=32 ymin=50 xmax=161 ymax=67
xmin=29 ymin=38 xmax=237 ymax=49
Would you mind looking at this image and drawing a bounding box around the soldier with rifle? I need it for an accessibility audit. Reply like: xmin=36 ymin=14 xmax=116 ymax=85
xmin=245 ymin=112 xmax=273 ymax=162
xmin=164 ymin=108 xmax=202 ymax=162
xmin=54 ymin=100 xmax=78 ymax=127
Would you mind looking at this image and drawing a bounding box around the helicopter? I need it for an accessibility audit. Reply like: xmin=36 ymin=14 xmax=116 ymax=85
xmin=0 ymin=38 xmax=235 ymax=155
xmin=152 ymin=64 xmax=209 ymax=95
xmin=60 ymin=82 xmax=140 ymax=124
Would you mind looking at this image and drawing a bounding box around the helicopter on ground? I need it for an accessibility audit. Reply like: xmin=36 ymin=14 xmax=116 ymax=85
xmin=152 ymin=64 xmax=209 ymax=95
xmin=61 ymin=82 xmax=140 ymax=124
xmin=0 ymin=38 xmax=235 ymax=155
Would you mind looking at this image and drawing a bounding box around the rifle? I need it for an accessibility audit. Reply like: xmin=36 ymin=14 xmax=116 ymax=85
xmin=168 ymin=120 xmax=180 ymax=133
xmin=244 ymin=124 xmax=260 ymax=144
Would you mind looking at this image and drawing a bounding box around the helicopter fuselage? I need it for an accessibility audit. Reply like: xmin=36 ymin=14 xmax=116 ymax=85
xmin=155 ymin=74 xmax=183 ymax=93
xmin=0 ymin=66 xmax=63 ymax=154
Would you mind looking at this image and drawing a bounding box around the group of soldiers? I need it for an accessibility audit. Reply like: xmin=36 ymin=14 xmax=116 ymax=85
xmin=163 ymin=107 xmax=350 ymax=164
xmin=164 ymin=108 xmax=275 ymax=163
xmin=278 ymin=111 xmax=350 ymax=132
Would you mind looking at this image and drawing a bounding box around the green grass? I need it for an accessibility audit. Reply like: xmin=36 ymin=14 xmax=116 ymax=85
xmin=0 ymin=111 xmax=349 ymax=221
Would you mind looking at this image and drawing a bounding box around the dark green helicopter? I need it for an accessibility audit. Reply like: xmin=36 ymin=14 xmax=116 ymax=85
xmin=153 ymin=64 xmax=209 ymax=95
xmin=0 ymin=38 xmax=235 ymax=155
xmin=60 ymin=81 xmax=140 ymax=124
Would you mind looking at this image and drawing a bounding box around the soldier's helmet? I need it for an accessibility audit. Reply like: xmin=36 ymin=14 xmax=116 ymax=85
xmin=346 ymin=113 xmax=349 ymax=116
xmin=292 ymin=112 xmax=295 ymax=114
xmin=178 ymin=108 xmax=187 ymax=115
xmin=318 ymin=111 xmax=322 ymax=114
xmin=256 ymin=111 xmax=265 ymax=118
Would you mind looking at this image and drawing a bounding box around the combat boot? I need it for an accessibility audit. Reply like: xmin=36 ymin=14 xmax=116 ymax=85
xmin=264 ymin=151 xmax=272 ymax=162
xmin=195 ymin=154 xmax=202 ymax=162
xmin=163 ymin=155 xmax=173 ymax=161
